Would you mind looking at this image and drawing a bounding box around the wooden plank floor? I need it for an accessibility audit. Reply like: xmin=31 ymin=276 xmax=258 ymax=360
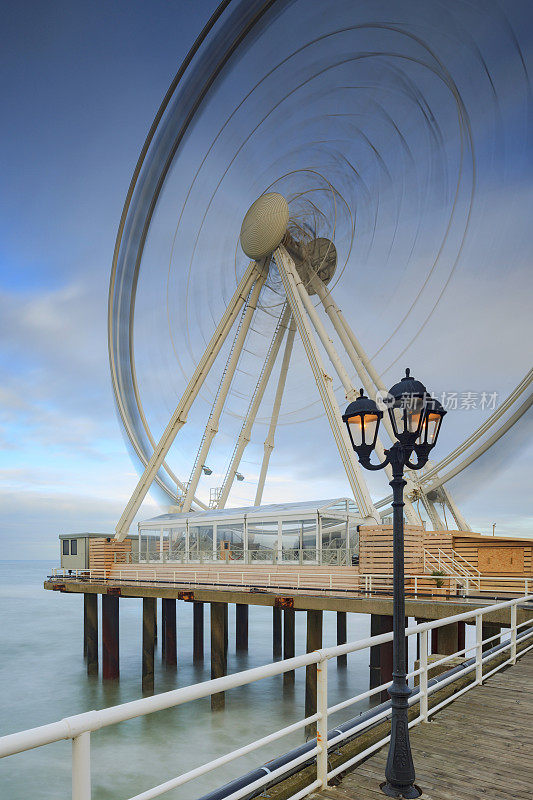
xmin=316 ymin=651 xmax=533 ymax=800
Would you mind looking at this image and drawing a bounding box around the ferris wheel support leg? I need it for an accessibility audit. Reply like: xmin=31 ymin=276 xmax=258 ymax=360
xmin=308 ymin=273 xmax=427 ymax=526
xmin=181 ymin=273 xmax=267 ymax=513
xmin=420 ymin=494 xmax=445 ymax=530
xmin=114 ymin=262 xmax=260 ymax=540
xmin=255 ymin=316 xmax=296 ymax=506
xmin=440 ymin=486 xmax=471 ymax=531
xmin=217 ymin=305 xmax=291 ymax=509
xmin=275 ymin=246 xmax=379 ymax=522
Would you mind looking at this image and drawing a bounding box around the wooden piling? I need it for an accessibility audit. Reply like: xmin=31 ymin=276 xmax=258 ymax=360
xmin=369 ymin=614 xmax=393 ymax=702
xmin=193 ymin=602 xmax=204 ymax=662
xmin=211 ymin=602 xmax=227 ymax=710
xmin=283 ymin=608 xmax=295 ymax=685
xmin=163 ymin=598 xmax=177 ymax=667
xmin=161 ymin=598 xmax=166 ymax=660
xmin=305 ymin=610 xmax=323 ymax=737
xmin=83 ymin=594 xmax=88 ymax=658
xmin=224 ymin=603 xmax=228 ymax=659
xmin=142 ymin=597 xmax=156 ymax=693
xmin=273 ymin=606 xmax=282 ymax=659
xmin=482 ymin=621 xmax=501 ymax=653
xmin=102 ymin=594 xmax=119 ymax=680
xmin=337 ymin=611 xmax=347 ymax=668
xmin=85 ymin=593 xmax=98 ymax=677
xmin=236 ymin=603 xmax=248 ymax=651
xmin=433 ymin=622 xmax=459 ymax=656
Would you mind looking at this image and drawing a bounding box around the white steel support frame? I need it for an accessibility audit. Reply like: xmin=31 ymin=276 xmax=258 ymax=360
xmin=180 ymin=272 xmax=267 ymax=513
xmin=308 ymin=271 xmax=430 ymax=527
xmin=114 ymin=262 xmax=260 ymax=540
xmin=275 ymin=245 xmax=378 ymax=522
xmin=254 ymin=315 xmax=296 ymax=506
xmin=217 ymin=304 xmax=291 ymax=508
xmin=332 ymin=302 xmax=465 ymax=529
xmin=115 ymin=227 xmax=475 ymax=536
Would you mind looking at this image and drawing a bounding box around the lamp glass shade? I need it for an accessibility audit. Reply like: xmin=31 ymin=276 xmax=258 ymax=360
xmin=347 ymin=416 xmax=363 ymax=447
xmin=362 ymin=413 xmax=379 ymax=446
xmin=418 ymin=411 xmax=443 ymax=446
xmin=407 ymin=396 xmax=425 ymax=435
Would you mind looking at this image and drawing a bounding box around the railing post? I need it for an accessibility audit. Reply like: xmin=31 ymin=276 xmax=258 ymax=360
xmin=414 ymin=576 xmax=418 ymax=596
xmin=420 ymin=629 xmax=429 ymax=722
xmin=475 ymin=614 xmax=483 ymax=684
xmin=510 ymin=603 xmax=517 ymax=664
xmin=316 ymin=655 xmax=328 ymax=788
xmin=72 ymin=731 xmax=91 ymax=800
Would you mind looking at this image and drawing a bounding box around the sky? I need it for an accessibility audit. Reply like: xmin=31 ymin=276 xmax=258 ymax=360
xmin=1 ymin=0 xmax=532 ymax=559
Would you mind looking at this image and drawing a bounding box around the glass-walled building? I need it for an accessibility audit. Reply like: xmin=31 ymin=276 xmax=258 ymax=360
xmin=137 ymin=498 xmax=362 ymax=566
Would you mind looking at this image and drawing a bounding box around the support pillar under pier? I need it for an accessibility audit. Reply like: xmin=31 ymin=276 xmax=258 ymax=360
xmin=102 ymin=594 xmax=119 ymax=681
xmin=432 ymin=621 xmax=465 ymax=656
xmin=211 ymin=602 xmax=227 ymax=710
xmin=482 ymin=621 xmax=501 ymax=653
xmin=337 ymin=611 xmax=347 ymax=668
xmin=142 ymin=597 xmax=156 ymax=693
xmin=305 ymin=610 xmax=323 ymax=738
xmin=161 ymin=598 xmax=166 ymax=660
xmin=163 ymin=598 xmax=177 ymax=667
xmin=85 ymin=593 xmax=98 ymax=677
xmin=283 ymin=608 xmax=295 ymax=685
xmin=83 ymin=594 xmax=88 ymax=658
xmin=273 ymin=606 xmax=282 ymax=659
xmin=236 ymin=604 xmax=248 ymax=652
xmin=370 ymin=614 xmax=393 ymax=703
xmin=193 ymin=602 xmax=204 ymax=662
xmin=224 ymin=603 xmax=229 ymax=659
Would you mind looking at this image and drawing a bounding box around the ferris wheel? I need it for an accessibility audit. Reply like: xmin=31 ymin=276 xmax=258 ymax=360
xmin=109 ymin=0 xmax=533 ymax=540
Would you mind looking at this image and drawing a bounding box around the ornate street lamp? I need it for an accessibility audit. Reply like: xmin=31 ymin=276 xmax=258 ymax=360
xmin=342 ymin=369 xmax=446 ymax=799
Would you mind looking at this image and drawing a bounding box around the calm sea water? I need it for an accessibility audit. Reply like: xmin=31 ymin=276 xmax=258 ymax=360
xmin=0 ymin=560 xmax=404 ymax=799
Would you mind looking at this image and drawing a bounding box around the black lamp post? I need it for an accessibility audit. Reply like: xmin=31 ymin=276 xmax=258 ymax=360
xmin=342 ymin=369 xmax=446 ymax=799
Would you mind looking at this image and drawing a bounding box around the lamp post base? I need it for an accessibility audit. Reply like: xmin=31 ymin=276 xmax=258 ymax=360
xmin=381 ymin=782 xmax=422 ymax=799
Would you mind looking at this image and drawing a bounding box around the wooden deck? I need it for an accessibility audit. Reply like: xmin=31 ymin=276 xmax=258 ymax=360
xmin=316 ymin=650 xmax=533 ymax=800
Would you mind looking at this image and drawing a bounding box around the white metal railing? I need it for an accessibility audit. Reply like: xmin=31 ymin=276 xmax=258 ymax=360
xmin=2 ymin=596 xmax=532 ymax=800
xmin=50 ymin=567 xmax=531 ymax=597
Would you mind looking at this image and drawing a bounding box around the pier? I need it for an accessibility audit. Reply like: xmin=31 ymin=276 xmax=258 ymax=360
xmin=315 ymin=652 xmax=533 ymax=800
xmin=1 ymin=592 xmax=531 ymax=800
xmin=48 ymin=503 xmax=533 ymax=701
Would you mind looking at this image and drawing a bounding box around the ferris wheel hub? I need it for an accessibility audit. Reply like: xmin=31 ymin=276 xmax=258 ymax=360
xmin=240 ymin=192 xmax=290 ymax=260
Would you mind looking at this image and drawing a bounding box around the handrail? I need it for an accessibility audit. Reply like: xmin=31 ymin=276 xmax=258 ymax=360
xmin=49 ymin=567 xmax=531 ymax=598
xmin=1 ymin=595 xmax=532 ymax=800
xmin=423 ymin=548 xmax=481 ymax=589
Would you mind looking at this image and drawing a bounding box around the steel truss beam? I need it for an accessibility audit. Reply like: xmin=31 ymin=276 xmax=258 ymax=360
xmin=308 ymin=271 xmax=472 ymax=530
xmin=114 ymin=262 xmax=260 ymax=540
xmin=275 ymin=245 xmax=378 ymax=522
xmin=255 ymin=315 xmax=296 ymax=506
xmin=307 ymin=271 xmax=422 ymax=525
xmin=180 ymin=273 xmax=267 ymax=513
xmin=217 ymin=304 xmax=291 ymax=509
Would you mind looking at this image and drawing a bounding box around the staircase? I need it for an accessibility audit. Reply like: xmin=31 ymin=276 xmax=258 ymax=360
xmin=424 ymin=547 xmax=481 ymax=590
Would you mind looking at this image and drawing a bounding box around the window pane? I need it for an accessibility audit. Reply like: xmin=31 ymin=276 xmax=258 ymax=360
xmin=62 ymin=539 xmax=69 ymax=555
xmin=71 ymin=539 xmax=78 ymax=555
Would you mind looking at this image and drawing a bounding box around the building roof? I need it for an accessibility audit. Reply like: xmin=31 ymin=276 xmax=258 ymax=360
xmin=138 ymin=497 xmax=361 ymax=530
